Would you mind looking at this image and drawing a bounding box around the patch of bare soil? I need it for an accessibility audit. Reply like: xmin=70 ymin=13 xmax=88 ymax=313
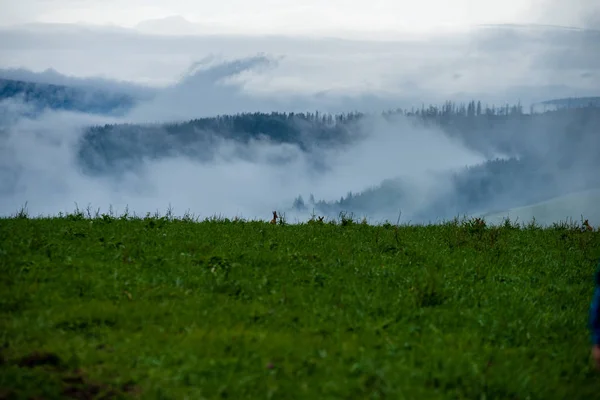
xmin=2 ymin=351 xmax=140 ymax=399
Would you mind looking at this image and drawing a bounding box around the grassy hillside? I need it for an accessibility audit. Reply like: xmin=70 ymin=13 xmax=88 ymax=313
xmin=481 ymin=189 xmax=600 ymax=227
xmin=1 ymin=211 xmax=600 ymax=399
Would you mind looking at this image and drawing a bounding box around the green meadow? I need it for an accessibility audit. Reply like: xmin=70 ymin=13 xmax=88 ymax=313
xmin=1 ymin=209 xmax=600 ymax=399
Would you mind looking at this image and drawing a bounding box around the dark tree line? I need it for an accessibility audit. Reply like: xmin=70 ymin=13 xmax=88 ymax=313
xmin=78 ymin=111 xmax=365 ymax=175
xmin=80 ymin=98 xmax=600 ymax=175
xmin=0 ymin=78 xmax=136 ymax=116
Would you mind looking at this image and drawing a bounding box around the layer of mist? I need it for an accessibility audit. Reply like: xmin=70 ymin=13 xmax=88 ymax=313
xmin=0 ymin=24 xmax=599 ymax=225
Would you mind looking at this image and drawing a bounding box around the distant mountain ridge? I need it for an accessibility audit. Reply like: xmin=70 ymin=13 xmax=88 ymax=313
xmin=539 ymin=96 xmax=600 ymax=107
xmin=0 ymin=78 xmax=137 ymax=115
xmin=530 ymin=96 xmax=600 ymax=113
xmin=475 ymin=23 xmax=600 ymax=32
xmin=6 ymin=20 xmax=600 ymax=40
xmin=134 ymin=16 xmax=215 ymax=36
xmin=0 ymin=68 xmax=158 ymax=98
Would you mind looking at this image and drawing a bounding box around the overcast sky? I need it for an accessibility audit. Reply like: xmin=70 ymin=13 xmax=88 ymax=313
xmin=1 ymin=0 xmax=598 ymax=34
xmin=0 ymin=0 xmax=597 ymax=107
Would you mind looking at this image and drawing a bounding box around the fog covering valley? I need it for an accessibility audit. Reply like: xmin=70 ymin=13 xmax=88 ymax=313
xmin=1 ymin=22 xmax=599 ymax=225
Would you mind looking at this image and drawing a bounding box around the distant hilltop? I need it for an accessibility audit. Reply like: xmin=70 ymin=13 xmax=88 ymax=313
xmin=476 ymin=23 xmax=599 ymax=32
xmin=0 ymin=78 xmax=136 ymax=116
xmin=532 ymin=96 xmax=600 ymax=112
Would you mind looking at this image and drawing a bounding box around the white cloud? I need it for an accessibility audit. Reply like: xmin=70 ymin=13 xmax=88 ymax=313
xmin=0 ymin=0 xmax=562 ymax=34
xmin=1 ymin=24 xmax=598 ymax=106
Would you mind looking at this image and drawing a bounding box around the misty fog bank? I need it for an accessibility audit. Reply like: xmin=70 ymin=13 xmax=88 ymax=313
xmin=1 ymin=88 xmax=599 ymax=225
xmin=0 ymin=20 xmax=599 ymax=225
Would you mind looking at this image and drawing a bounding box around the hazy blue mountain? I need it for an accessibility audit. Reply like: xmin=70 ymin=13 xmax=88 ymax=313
xmin=0 ymin=78 xmax=138 ymax=116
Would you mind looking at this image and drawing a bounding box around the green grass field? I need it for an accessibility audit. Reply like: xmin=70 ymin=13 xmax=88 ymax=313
xmin=1 ymin=210 xmax=600 ymax=399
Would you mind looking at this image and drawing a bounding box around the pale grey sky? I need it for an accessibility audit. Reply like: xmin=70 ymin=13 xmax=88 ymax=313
xmin=0 ymin=0 xmax=597 ymax=109
xmin=1 ymin=0 xmax=597 ymax=34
